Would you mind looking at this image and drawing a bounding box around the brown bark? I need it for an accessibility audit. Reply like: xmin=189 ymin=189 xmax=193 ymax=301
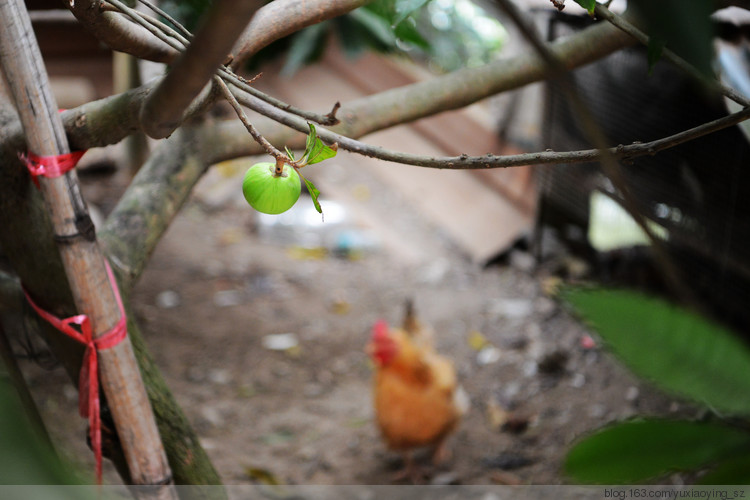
xmin=230 ymin=0 xmax=371 ymax=68
xmin=69 ymin=0 xmax=178 ymax=63
xmin=0 ymin=103 xmax=224 ymax=491
xmin=140 ymin=0 xmax=265 ymax=139
xmin=0 ymin=1 xmax=174 ymax=495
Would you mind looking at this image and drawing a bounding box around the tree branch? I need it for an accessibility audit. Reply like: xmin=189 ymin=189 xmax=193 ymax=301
xmin=214 ymin=76 xmax=286 ymax=163
xmin=230 ymin=0 xmax=372 ymax=69
xmin=139 ymin=0 xmax=265 ymax=139
xmin=220 ymin=84 xmax=750 ymax=168
xmin=341 ymin=17 xmax=634 ymax=134
xmin=110 ymin=0 xmax=342 ymax=127
xmin=497 ymin=0 xmax=698 ymax=309
xmin=69 ymin=0 xmax=178 ymax=63
xmin=23 ymin=8 xmax=625 ymax=156
xmin=99 ymin=126 xmax=211 ymax=290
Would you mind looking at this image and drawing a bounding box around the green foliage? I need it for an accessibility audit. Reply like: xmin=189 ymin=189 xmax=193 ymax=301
xmin=697 ymin=455 xmax=750 ymax=485
xmin=564 ymin=287 xmax=750 ymax=415
xmin=292 ymin=123 xmax=337 ymax=216
xmin=563 ymin=287 xmax=750 ymax=484
xmin=301 ymin=176 xmax=323 ymax=215
xmin=159 ymin=0 xmax=505 ymax=74
xmin=565 ymin=420 xmax=750 ymax=483
xmin=572 ymin=0 xmax=595 ymax=15
xmin=629 ymin=0 xmax=715 ymax=77
xmin=158 ymin=0 xmax=211 ymax=31
xmin=303 ymin=124 xmax=337 ymax=166
xmin=0 ymin=378 xmax=85 ymax=487
xmin=647 ymin=38 xmax=666 ymax=75
xmin=281 ymin=22 xmax=330 ymax=76
xmin=392 ymin=0 xmax=432 ymax=27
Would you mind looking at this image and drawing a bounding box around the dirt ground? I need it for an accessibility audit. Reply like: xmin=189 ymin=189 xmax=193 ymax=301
xmin=18 ymin=151 xmax=684 ymax=487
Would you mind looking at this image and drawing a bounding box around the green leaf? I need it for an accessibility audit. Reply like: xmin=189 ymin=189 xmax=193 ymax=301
xmin=629 ymin=0 xmax=715 ymax=77
xmin=565 ymin=419 xmax=750 ymax=484
xmin=306 ymin=142 xmax=337 ymax=165
xmin=284 ymin=146 xmax=296 ymax=161
xmin=572 ymin=0 xmax=596 ymax=14
xmin=349 ymin=8 xmax=397 ymax=47
xmin=281 ymin=22 xmax=329 ymax=76
xmin=303 ymin=123 xmax=337 ymax=165
xmin=393 ymin=0 xmax=431 ymax=27
xmin=647 ymin=38 xmax=666 ymax=75
xmin=302 ymin=176 xmax=323 ymax=215
xmin=304 ymin=123 xmax=318 ymax=158
xmin=563 ymin=287 xmax=750 ymax=415
xmin=699 ymin=455 xmax=750 ymax=485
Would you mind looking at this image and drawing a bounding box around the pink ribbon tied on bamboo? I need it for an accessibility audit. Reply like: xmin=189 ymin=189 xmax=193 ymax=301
xmin=23 ymin=261 xmax=127 ymax=484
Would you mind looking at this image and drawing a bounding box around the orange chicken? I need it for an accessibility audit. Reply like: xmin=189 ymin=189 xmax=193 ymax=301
xmin=368 ymin=310 xmax=468 ymax=480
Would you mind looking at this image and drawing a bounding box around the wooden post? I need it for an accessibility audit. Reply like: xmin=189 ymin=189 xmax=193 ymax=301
xmin=0 ymin=1 xmax=175 ymax=496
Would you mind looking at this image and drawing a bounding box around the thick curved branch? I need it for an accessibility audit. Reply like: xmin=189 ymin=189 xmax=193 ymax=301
xmin=139 ymin=0 xmax=264 ymax=139
xmin=29 ymin=11 xmax=628 ymax=155
xmin=100 ymin=127 xmax=210 ymax=289
xmin=69 ymin=0 xmax=177 ymax=63
xmin=341 ymin=18 xmax=634 ymax=134
xmin=206 ymin=17 xmax=637 ymax=163
xmin=230 ymin=0 xmax=372 ymax=69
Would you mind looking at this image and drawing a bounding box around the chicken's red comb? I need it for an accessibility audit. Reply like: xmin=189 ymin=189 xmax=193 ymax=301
xmin=372 ymin=320 xmax=390 ymax=341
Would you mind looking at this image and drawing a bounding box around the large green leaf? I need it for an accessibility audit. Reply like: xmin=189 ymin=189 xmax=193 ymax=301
xmin=281 ymin=22 xmax=329 ymax=76
xmin=565 ymin=419 xmax=750 ymax=484
xmin=0 ymin=379 xmax=86 ymax=487
xmin=629 ymin=0 xmax=714 ymax=77
xmin=698 ymin=455 xmax=750 ymax=485
xmin=349 ymin=8 xmax=397 ymax=47
xmin=572 ymin=0 xmax=596 ymax=15
xmin=393 ymin=0 xmax=431 ymax=27
xmin=564 ymin=287 xmax=750 ymax=415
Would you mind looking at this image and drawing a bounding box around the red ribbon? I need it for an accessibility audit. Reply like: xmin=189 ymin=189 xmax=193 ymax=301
xmin=19 ymin=150 xmax=86 ymax=188
xmin=23 ymin=260 xmax=127 ymax=484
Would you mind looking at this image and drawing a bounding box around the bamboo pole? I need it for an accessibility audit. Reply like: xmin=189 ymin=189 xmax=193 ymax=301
xmin=0 ymin=1 xmax=175 ymax=496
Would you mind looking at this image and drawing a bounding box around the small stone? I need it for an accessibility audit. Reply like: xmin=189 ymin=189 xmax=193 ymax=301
xmin=156 ymin=290 xmax=181 ymax=309
xmin=589 ymin=404 xmax=607 ymax=418
xmin=522 ymin=360 xmax=538 ymax=377
xmin=503 ymin=381 xmax=521 ymax=400
xmin=200 ymin=406 xmax=224 ymax=428
xmin=63 ymin=385 xmax=78 ymax=402
xmin=185 ymin=366 xmax=206 ymax=382
xmin=208 ymin=368 xmax=231 ymax=385
xmin=625 ymin=386 xmax=640 ymax=402
xmin=262 ymin=333 xmax=300 ymax=351
xmin=304 ymin=383 xmax=324 ymax=398
xmin=213 ymin=289 xmax=243 ymax=307
xmin=489 ymin=298 xmax=534 ymax=320
xmin=477 ymin=346 xmax=502 ymax=365
xmin=430 ymin=472 xmax=460 ymax=485
xmin=508 ymin=250 xmax=535 ymax=272
xmin=331 ymin=358 xmax=349 ymax=374
xmin=570 ymin=373 xmax=586 ymax=388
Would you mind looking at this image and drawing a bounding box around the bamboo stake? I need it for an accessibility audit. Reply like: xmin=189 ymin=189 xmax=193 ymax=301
xmin=0 ymin=1 xmax=175 ymax=496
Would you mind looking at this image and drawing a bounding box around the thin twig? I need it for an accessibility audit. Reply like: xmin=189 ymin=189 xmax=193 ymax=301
xmin=230 ymin=79 xmax=750 ymax=169
xmin=135 ymin=0 xmax=193 ymax=40
xmin=213 ymin=76 xmax=286 ymax=163
xmin=495 ymin=0 xmax=698 ymax=308
xmin=594 ymin=3 xmax=750 ymax=108
xmin=106 ymin=0 xmax=340 ymax=127
xmin=218 ymin=67 xmax=340 ymax=125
